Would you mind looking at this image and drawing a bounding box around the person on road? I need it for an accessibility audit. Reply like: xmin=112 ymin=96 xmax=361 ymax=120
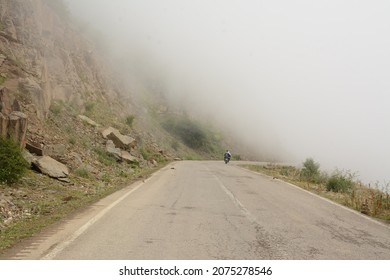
xmin=224 ymin=150 xmax=231 ymax=160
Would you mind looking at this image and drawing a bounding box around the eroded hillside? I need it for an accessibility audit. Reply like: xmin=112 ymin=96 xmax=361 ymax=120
xmin=0 ymin=0 xmax=165 ymax=249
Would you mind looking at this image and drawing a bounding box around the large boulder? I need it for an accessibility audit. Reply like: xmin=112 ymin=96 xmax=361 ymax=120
xmin=105 ymin=140 xmax=139 ymax=165
xmin=33 ymin=156 xmax=69 ymax=179
xmin=25 ymin=141 xmax=43 ymax=156
xmin=105 ymin=140 xmax=121 ymax=160
xmin=102 ymin=127 xmax=136 ymax=151
xmin=101 ymin=127 xmax=116 ymax=139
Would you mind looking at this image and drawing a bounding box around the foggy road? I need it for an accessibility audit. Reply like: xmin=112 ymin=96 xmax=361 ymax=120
xmin=5 ymin=161 xmax=390 ymax=260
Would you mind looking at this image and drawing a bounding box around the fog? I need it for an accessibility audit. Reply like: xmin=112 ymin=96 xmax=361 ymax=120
xmin=66 ymin=0 xmax=390 ymax=185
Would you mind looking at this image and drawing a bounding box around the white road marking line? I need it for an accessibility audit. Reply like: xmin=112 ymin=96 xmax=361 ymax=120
xmin=237 ymin=165 xmax=390 ymax=230
xmin=41 ymin=181 xmax=144 ymax=259
xmin=41 ymin=164 xmax=173 ymax=259
xmin=212 ymin=174 xmax=258 ymax=225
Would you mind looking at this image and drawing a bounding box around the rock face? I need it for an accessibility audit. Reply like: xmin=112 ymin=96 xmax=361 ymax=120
xmin=33 ymin=156 xmax=69 ymax=179
xmin=0 ymin=87 xmax=19 ymax=114
xmin=0 ymin=0 xmax=123 ymax=120
xmin=7 ymin=111 xmax=28 ymax=145
xmin=0 ymin=111 xmax=28 ymax=147
xmin=0 ymin=88 xmax=28 ymax=146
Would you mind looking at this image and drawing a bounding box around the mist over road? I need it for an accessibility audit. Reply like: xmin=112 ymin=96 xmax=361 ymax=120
xmin=6 ymin=161 xmax=390 ymax=259
xmin=66 ymin=0 xmax=390 ymax=184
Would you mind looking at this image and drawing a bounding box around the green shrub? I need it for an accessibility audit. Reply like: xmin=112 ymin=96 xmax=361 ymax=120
xmin=68 ymin=137 xmax=76 ymax=145
xmin=93 ymin=148 xmax=116 ymax=166
xmin=125 ymin=115 xmax=135 ymax=128
xmin=280 ymin=165 xmax=299 ymax=177
xmin=74 ymin=167 xmax=90 ymax=178
xmin=163 ymin=118 xmax=207 ymax=149
xmin=154 ymin=153 xmax=167 ymax=164
xmin=49 ymin=102 xmax=62 ymax=115
xmin=232 ymin=154 xmax=242 ymax=161
xmin=0 ymin=137 xmax=29 ymax=184
xmin=0 ymin=75 xmax=6 ymax=85
xmin=140 ymin=146 xmax=153 ymax=160
xmin=84 ymin=101 xmax=95 ymax=115
xmin=300 ymin=158 xmax=320 ymax=182
xmin=326 ymin=171 xmax=354 ymax=193
xmin=101 ymin=172 xmax=112 ymax=183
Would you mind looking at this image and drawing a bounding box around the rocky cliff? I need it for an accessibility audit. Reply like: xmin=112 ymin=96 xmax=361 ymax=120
xmin=0 ymin=0 xmax=129 ymax=118
xmin=0 ymin=0 xmax=175 ymax=179
xmin=0 ymin=0 xmax=177 ymax=241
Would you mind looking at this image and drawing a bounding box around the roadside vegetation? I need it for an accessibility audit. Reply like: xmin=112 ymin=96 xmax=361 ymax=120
xmin=0 ymin=165 xmax=165 ymax=252
xmin=0 ymin=97 xmax=170 ymax=254
xmin=0 ymin=74 xmax=7 ymax=86
xmin=0 ymin=137 xmax=29 ymax=185
xmin=161 ymin=115 xmax=224 ymax=158
xmin=241 ymin=158 xmax=390 ymax=221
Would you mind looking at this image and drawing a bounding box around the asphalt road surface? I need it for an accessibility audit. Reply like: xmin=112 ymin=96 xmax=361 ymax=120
xmin=4 ymin=161 xmax=390 ymax=259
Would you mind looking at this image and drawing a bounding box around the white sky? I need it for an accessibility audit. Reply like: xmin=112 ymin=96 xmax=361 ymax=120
xmin=66 ymin=0 xmax=390 ymax=185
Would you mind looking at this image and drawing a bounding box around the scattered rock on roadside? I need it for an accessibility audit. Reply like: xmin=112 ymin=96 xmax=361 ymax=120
xmin=105 ymin=140 xmax=121 ymax=160
xmin=33 ymin=156 xmax=69 ymax=180
xmin=102 ymin=127 xmax=136 ymax=150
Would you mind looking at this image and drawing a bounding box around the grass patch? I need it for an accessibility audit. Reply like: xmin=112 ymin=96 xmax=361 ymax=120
xmin=140 ymin=146 xmax=153 ymax=161
xmin=49 ymin=102 xmax=63 ymax=116
xmin=68 ymin=137 xmax=76 ymax=145
xmin=93 ymin=147 xmax=117 ymax=166
xmin=0 ymin=162 xmax=169 ymax=253
xmin=74 ymin=167 xmax=90 ymax=178
xmin=125 ymin=115 xmax=135 ymax=128
xmin=0 ymin=75 xmax=6 ymax=85
xmin=84 ymin=101 xmax=95 ymax=116
xmin=140 ymin=146 xmax=167 ymax=164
